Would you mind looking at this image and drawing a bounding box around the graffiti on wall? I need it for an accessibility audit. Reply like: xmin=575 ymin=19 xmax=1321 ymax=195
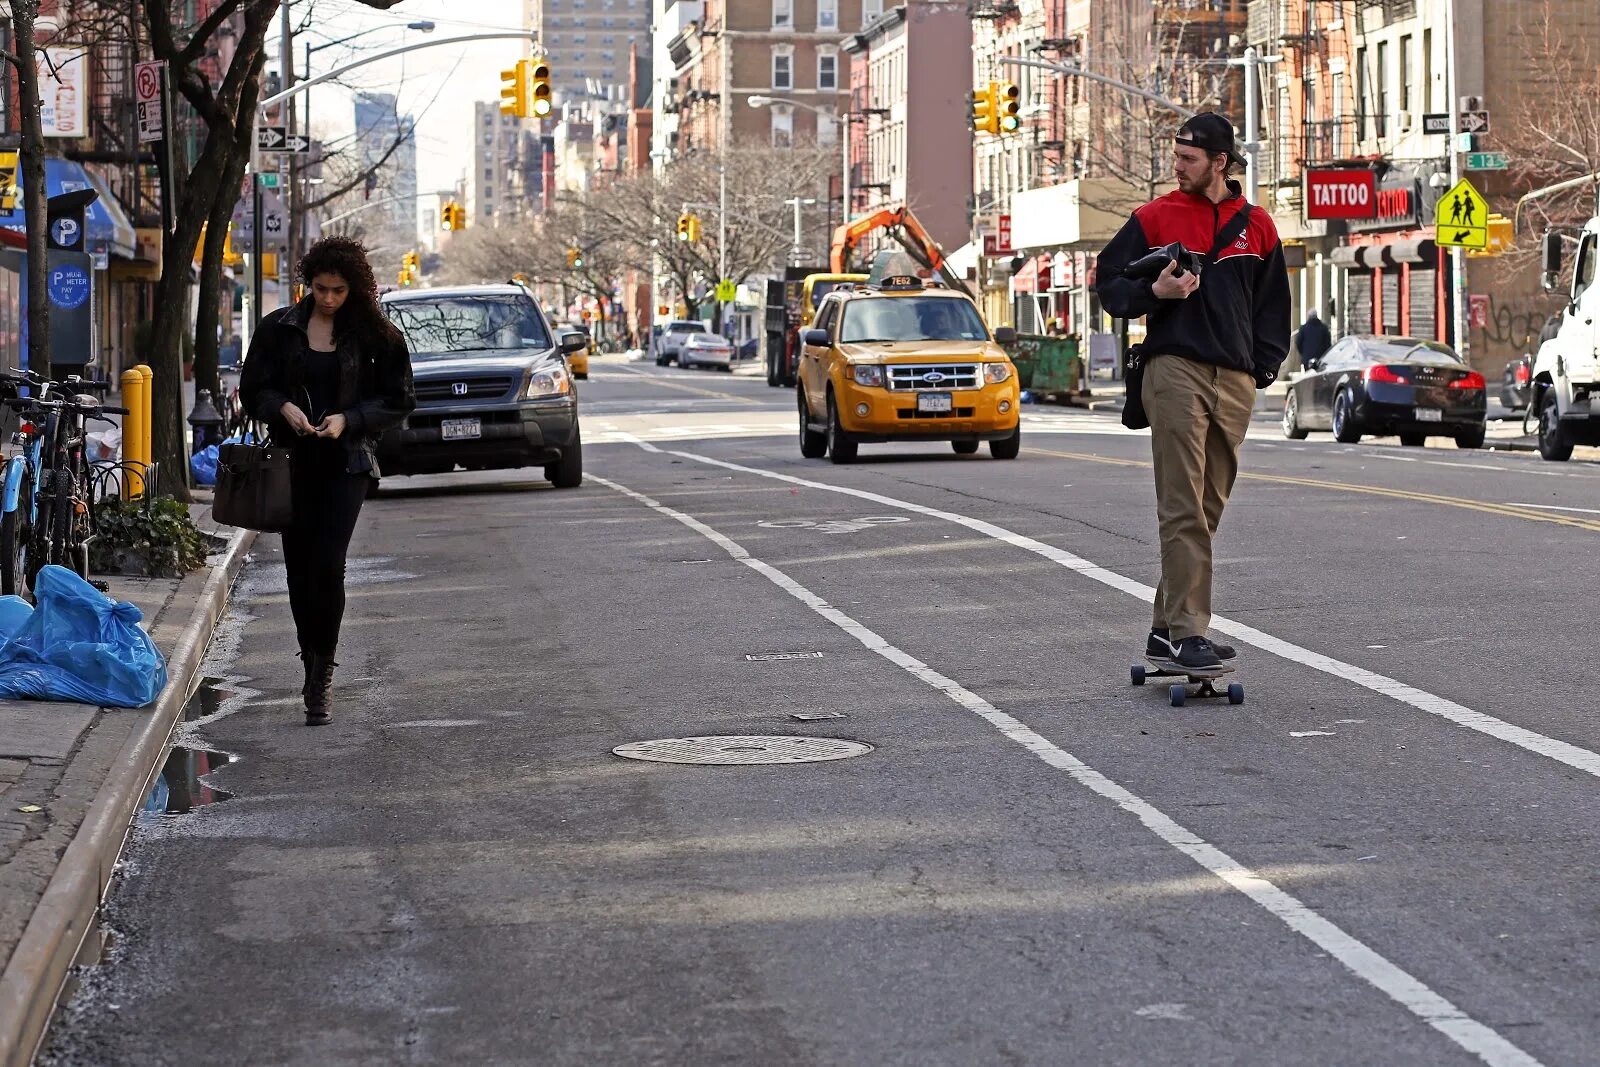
xmin=1480 ymin=293 xmax=1555 ymax=350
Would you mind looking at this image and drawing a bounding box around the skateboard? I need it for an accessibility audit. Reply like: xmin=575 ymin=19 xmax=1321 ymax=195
xmin=1131 ymin=656 xmax=1244 ymax=707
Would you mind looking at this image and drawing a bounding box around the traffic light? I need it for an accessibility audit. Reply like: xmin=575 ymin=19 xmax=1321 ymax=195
xmin=995 ymin=81 xmax=1020 ymax=133
xmin=686 ymin=214 xmax=702 ymax=243
xmin=529 ymin=55 xmax=553 ymax=118
xmin=972 ymin=83 xmax=997 ymax=136
xmin=565 ymin=246 xmax=584 ymax=269
xmin=401 ymin=251 xmax=421 ymax=285
xmin=440 ymin=201 xmax=467 ymax=231
xmin=676 ymin=214 xmax=691 ymax=242
xmin=500 ymin=59 xmax=530 ymax=118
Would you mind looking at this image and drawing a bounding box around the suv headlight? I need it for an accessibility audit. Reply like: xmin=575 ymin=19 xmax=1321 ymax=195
xmin=852 ymin=365 xmax=884 ymax=387
xmin=525 ymin=365 xmax=571 ymax=399
xmin=984 ymin=362 xmax=1013 ymax=384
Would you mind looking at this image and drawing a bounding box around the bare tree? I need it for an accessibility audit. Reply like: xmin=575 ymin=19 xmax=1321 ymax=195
xmin=2 ymin=1 xmax=53 ymax=376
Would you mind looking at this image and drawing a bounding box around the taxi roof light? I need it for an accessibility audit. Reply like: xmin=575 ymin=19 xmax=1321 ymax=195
xmin=876 ymin=275 xmax=924 ymax=291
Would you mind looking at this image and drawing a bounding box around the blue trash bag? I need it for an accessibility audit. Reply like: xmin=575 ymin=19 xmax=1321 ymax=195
xmin=0 ymin=596 xmax=30 ymax=641
xmin=0 ymin=566 xmax=168 ymax=707
xmin=190 ymin=444 xmax=219 ymax=487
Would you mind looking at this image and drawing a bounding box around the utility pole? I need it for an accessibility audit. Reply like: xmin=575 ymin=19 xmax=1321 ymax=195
xmin=281 ymin=2 xmax=298 ymax=296
xmin=1444 ymin=0 xmax=1468 ymax=362
xmin=717 ymin=22 xmax=729 ymax=332
xmin=1228 ymin=46 xmax=1281 ymax=206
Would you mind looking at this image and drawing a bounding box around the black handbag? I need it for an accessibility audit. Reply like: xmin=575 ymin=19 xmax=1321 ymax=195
xmin=1119 ymin=205 xmax=1255 ymax=433
xmin=213 ymin=429 xmax=293 ymax=532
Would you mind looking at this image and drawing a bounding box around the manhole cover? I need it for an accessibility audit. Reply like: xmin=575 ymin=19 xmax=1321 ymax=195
xmin=612 ymin=735 xmax=873 ymax=765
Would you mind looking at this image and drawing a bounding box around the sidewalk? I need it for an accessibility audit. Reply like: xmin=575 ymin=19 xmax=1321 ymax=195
xmin=0 ymin=502 xmax=252 ymax=1066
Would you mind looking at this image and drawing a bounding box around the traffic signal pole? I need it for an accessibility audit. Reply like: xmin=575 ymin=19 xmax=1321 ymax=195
xmin=1444 ymin=0 xmax=1468 ymax=361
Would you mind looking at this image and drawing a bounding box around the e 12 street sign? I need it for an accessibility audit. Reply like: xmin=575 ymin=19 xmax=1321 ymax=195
xmin=1304 ymin=169 xmax=1377 ymax=220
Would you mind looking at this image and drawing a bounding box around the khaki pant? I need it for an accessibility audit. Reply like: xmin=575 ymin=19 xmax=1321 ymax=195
xmin=1141 ymin=354 xmax=1255 ymax=641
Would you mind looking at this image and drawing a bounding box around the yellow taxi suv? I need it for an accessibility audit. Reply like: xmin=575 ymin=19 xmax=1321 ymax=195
xmin=797 ymin=276 xmax=1021 ymax=464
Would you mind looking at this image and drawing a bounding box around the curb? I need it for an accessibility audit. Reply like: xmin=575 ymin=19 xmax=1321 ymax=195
xmin=0 ymin=524 xmax=256 ymax=1067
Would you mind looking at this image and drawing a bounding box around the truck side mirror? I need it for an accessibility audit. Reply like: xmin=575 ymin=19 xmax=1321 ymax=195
xmin=1541 ymin=232 xmax=1563 ymax=292
xmin=993 ymin=326 xmax=1017 ymax=344
xmin=802 ymin=328 xmax=829 ymax=347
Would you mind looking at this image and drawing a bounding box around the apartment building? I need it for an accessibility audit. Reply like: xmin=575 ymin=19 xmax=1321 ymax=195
xmin=525 ymin=0 xmax=652 ymax=106
xmin=469 ymin=102 xmax=540 ymax=226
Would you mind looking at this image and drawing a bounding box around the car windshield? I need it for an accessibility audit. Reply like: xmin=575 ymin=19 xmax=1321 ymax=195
xmin=1359 ymin=338 xmax=1460 ymax=363
xmin=809 ymin=280 xmax=855 ymax=304
xmin=385 ymin=296 xmax=552 ymax=357
xmin=669 ymin=323 xmax=706 ymax=335
xmin=840 ymin=297 xmax=988 ymax=343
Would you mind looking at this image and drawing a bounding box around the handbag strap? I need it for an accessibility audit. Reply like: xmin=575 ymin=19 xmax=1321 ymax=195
xmin=1205 ymin=203 xmax=1254 ymax=263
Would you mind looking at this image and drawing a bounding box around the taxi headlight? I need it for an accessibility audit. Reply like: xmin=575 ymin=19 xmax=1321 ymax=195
xmin=984 ymin=362 xmax=1013 ymax=384
xmin=525 ymin=365 xmax=571 ymax=398
xmin=852 ymin=365 xmax=884 ymax=387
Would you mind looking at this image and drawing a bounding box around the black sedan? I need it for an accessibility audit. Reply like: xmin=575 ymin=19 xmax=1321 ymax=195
xmin=1281 ymin=335 xmax=1487 ymax=448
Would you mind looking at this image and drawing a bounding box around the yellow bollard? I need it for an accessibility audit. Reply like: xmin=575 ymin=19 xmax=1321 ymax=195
xmin=134 ymin=364 xmax=153 ymax=484
xmin=120 ymin=368 xmax=146 ymax=498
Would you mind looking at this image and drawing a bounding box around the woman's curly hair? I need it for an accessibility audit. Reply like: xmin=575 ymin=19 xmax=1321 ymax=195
xmin=297 ymin=236 xmax=401 ymax=349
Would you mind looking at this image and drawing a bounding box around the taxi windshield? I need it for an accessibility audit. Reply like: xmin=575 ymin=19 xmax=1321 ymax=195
xmin=839 ymin=297 xmax=988 ymax=343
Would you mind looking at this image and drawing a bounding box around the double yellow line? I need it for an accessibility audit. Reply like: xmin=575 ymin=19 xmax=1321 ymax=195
xmin=1031 ymin=447 xmax=1600 ymax=535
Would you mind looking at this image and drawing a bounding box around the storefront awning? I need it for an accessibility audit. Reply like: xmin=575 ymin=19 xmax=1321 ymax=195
xmin=1380 ymin=238 xmax=1436 ymax=266
xmin=0 ymin=158 xmax=138 ymax=261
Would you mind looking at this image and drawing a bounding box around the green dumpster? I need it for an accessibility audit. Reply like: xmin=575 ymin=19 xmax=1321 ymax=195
xmin=1002 ymin=334 xmax=1081 ymax=399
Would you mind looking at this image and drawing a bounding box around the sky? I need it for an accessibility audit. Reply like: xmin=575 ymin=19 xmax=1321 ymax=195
xmin=288 ymin=0 xmax=528 ymax=220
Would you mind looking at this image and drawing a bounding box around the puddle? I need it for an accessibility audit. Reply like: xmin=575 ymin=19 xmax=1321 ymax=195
xmin=142 ymin=745 xmax=235 ymax=815
xmin=182 ymin=676 xmax=237 ymax=722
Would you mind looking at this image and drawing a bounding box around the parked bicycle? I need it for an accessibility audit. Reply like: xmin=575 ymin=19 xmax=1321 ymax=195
xmin=0 ymin=369 xmax=125 ymax=597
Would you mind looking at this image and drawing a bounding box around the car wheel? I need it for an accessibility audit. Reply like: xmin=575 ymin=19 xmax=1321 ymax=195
xmin=1537 ymin=391 xmax=1574 ymax=462
xmin=799 ymin=392 xmax=828 ymax=458
xmin=989 ymin=425 xmax=1022 ymax=460
xmin=826 ymin=392 xmax=858 ymax=464
xmin=1399 ymin=431 xmax=1427 ymax=447
xmin=655 ymin=355 xmax=669 ymax=366
xmin=1331 ymin=388 xmax=1362 ymax=444
xmin=546 ymin=428 xmax=584 ymax=488
xmin=951 ymin=440 xmax=980 ymax=455
xmin=575 ymin=372 xmax=588 ymax=380
xmin=1281 ymin=392 xmax=1309 ymax=440
xmin=1454 ymin=424 xmax=1487 ymax=449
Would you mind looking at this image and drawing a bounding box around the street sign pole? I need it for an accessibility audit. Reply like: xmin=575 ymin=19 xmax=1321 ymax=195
xmin=252 ymin=179 xmax=263 ymax=326
xmin=1445 ymin=0 xmax=1467 ymax=362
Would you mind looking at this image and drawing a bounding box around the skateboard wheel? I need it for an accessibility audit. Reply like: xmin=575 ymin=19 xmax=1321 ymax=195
xmin=1169 ymin=684 xmax=1187 ymax=707
xmin=1228 ymin=683 xmax=1244 ymax=705
xmin=1131 ymin=665 xmax=1146 ymax=686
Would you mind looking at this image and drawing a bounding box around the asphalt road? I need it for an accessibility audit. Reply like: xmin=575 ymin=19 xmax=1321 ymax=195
xmin=41 ymin=354 xmax=1600 ymax=1066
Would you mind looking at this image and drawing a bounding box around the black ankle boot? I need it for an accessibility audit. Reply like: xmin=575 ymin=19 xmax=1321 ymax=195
xmin=304 ymin=653 xmax=338 ymax=725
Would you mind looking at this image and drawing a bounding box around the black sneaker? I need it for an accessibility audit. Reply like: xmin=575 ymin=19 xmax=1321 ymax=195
xmin=1174 ymin=636 xmax=1224 ymax=670
xmin=1151 ymin=628 xmax=1236 ymax=661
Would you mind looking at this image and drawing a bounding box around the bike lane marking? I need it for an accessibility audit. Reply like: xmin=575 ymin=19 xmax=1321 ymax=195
xmin=611 ymin=434 xmax=1600 ymax=783
xmin=592 ymin=467 xmax=1543 ymax=1067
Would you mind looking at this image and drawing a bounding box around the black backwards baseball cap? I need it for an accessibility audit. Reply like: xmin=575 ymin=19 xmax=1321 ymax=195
xmin=1175 ymin=112 xmax=1247 ymax=167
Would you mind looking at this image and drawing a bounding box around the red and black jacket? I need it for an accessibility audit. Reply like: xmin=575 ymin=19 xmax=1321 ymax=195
xmin=1095 ymin=181 xmax=1291 ymax=387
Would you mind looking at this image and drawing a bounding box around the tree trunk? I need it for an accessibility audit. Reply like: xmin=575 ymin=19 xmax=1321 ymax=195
xmin=145 ymin=5 xmax=275 ymax=501
xmin=192 ymin=71 xmax=262 ymax=411
xmin=9 ymin=0 xmax=50 ymax=378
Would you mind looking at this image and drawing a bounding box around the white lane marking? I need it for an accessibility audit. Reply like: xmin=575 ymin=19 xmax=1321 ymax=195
xmin=1505 ymin=502 xmax=1600 ymax=515
xmin=1369 ymin=453 xmax=1420 ymax=463
xmin=592 ymin=470 xmax=1542 ymax=1067
xmin=619 ymin=437 xmax=1600 ymax=784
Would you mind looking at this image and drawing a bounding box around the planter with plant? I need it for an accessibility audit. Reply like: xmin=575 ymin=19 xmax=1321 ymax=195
xmin=89 ymin=496 xmax=215 ymax=578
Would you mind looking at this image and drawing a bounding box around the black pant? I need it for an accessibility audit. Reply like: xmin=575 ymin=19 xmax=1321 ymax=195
xmin=282 ymin=442 xmax=371 ymax=658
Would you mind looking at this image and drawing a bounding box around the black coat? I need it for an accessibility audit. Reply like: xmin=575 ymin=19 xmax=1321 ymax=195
xmin=1294 ymin=315 xmax=1332 ymax=366
xmin=238 ymin=296 xmax=416 ymax=477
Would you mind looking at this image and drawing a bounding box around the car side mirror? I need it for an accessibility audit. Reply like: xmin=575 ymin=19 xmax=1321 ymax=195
xmin=560 ymin=334 xmax=587 ymax=354
xmin=993 ymin=326 xmax=1017 ymax=344
xmin=802 ymin=328 xmax=829 ymax=347
xmin=1541 ymin=232 xmax=1563 ymax=292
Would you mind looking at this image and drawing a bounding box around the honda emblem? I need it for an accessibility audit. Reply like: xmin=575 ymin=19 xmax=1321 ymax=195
xmin=451 ymin=382 xmax=469 ymax=397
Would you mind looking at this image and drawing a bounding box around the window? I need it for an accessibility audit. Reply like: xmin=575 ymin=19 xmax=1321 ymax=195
xmin=862 ymin=0 xmax=883 ymax=27
xmin=1399 ymin=34 xmax=1412 ymax=114
xmin=772 ymin=50 xmax=793 ymax=90
xmin=1375 ymin=40 xmax=1388 ymax=138
xmin=840 ymin=297 xmax=988 ymax=343
xmin=770 ymin=106 xmax=793 ymax=148
xmin=1356 ymin=47 xmax=1367 ymax=139
xmin=818 ymin=52 xmax=837 ymax=91
xmin=384 ymin=296 xmax=553 ymax=356
xmin=1576 ymin=234 xmax=1597 ymax=296
xmin=1422 ymin=29 xmax=1432 ymax=113
xmin=772 ymin=0 xmax=791 ymax=29
xmin=818 ymin=0 xmax=836 ymax=29
xmin=1331 ymin=71 xmax=1345 ymax=157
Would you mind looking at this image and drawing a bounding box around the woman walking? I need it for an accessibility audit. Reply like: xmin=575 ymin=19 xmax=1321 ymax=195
xmin=239 ymin=237 xmax=415 ymax=725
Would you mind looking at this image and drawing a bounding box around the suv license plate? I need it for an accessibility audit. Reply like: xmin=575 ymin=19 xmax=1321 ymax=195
xmin=441 ymin=418 xmax=482 ymax=440
xmin=1413 ymin=407 xmax=1443 ymax=423
xmin=918 ymin=392 xmax=953 ymax=414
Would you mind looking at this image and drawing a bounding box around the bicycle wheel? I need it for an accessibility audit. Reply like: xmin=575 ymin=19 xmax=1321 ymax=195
xmin=25 ymin=488 xmax=50 ymax=595
xmin=52 ymin=468 xmax=73 ymax=572
xmin=1 ymin=468 xmax=32 ymax=598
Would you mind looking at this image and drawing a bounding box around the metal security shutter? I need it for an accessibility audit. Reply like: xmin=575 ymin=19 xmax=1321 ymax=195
xmin=1346 ymin=271 xmax=1373 ymax=334
xmin=1407 ymin=268 xmax=1436 ymax=339
xmin=1380 ymin=271 xmax=1401 ymax=333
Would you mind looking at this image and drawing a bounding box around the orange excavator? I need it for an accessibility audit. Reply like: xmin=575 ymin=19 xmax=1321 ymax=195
xmin=829 ymin=205 xmax=974 ymax=298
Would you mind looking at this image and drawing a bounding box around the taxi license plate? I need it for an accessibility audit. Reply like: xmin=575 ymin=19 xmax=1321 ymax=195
xmin=441 ymin=418 xmax=482 ymax=440
xmin=917 ymin=392 xmax=953 ymax=414
xmin=1413 ymin=407 xmax=1443 ymax=422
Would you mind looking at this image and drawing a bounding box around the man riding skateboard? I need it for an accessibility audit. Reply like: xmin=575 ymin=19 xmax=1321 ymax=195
xmin=1094 ymin=113 xmax=1291 ymax=670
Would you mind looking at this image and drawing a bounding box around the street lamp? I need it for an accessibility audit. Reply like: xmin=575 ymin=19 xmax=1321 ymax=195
xmin=750 ymin=94 xmax=852 ymax=228
xmin=783 ymin=197 xmax=818 ymax=265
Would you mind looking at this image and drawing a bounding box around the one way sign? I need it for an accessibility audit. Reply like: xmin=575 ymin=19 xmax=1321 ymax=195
xmin=257 ymin=125 xmax=286 ymax=151
xmin=280 ymin=134 xmax=310 ymax=154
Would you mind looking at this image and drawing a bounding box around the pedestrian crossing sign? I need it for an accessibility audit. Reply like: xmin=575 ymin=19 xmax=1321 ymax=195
xmin=1434 ymin=178 xmax=1489 ymax=249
